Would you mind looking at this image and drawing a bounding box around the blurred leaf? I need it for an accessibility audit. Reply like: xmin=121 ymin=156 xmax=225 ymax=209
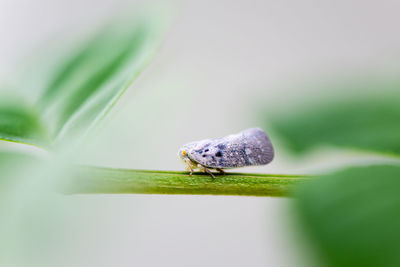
xmin=294 ymin=165 xmax=400 ymax=267
xmin=0 ymin=15 xmax=165 ymax=148
xmin=0 ymin=99 xmax=48 ymax=146
xmin=267 ymin=96 xmax=400 ymax=156
xmin=0 ymin=150 xmax=72 ymax=267
xmin=35 ymin=16 xmax=165 ymax=144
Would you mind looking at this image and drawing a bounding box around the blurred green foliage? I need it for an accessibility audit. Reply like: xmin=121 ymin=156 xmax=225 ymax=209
xmin=0 ymin=99 xmax=47 ymax=146
xmin=0 ymin=14 xmax=168 ymax=266
xmin=267 ymin=96 xmax=400 ymax=157
xmin=264 ymin=84 xmax=400 ymax=266
xmin=0 ymin=16 xmax=164 ymax=148
xmin=39 ymin=21 xmax=162 ymax=143
xmin=294 ymin=165 xmax=400 ymax=267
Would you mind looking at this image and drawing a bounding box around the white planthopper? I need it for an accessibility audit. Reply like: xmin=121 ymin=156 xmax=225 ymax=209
xmin=178 ymin=128 xmax=274 ymax=178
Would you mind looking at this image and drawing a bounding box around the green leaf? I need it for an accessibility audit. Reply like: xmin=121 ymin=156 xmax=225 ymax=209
xmin=63 ymin=167 xmax=307 ymax=197
xmin=36 ymin=18 xmax=164 ymax=144
xmin=294 ymin=165 xmax=400 ymax=267
xmin=267 ymin=95 xmax=400 ymax=157
xmin=1 ymin=15 xmax=165 ymax=148
xmin=0 ymin=98 xmax=48 ymax=146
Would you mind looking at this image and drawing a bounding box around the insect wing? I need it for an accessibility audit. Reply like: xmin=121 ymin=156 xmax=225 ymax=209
xmin=188 ymin=128 xmax=274 ymax=169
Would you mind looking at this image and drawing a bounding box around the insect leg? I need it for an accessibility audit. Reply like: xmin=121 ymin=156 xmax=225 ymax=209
xmin=205 ymin=168 xmax=216 ymax=179
xmin=184 ymin=159 xmax=194 ymax=176
xmin=204 ymin=168 xmax=216 ymax=179
xmin=197 ymin=164 xmax=216 ymax=179
xmin=187 ymin=166 xmax=194 ymax=176
xmin=216 ymin=168 xmax=226 ymax=175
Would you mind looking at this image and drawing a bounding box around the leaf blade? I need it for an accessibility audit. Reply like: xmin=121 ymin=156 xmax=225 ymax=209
xmin=35 ymin=17 xmax=166 ymax=144
xmin=267 ymin=95 xmax=400 ymax=156
xmin=0 ymin=98 xmax=48 ymax=147
xmin=294 ymin=165 xmax=400 ymax=267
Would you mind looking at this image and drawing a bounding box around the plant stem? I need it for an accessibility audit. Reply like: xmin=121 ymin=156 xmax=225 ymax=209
xmin=64 ymin=166 xmax=309 ymax=197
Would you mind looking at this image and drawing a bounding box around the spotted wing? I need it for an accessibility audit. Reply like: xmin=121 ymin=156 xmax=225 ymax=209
xmin=187 ymin=128 xmax=274 ymax=169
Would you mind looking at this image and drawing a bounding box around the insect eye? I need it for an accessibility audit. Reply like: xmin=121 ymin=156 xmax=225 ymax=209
xmin=182 ymin=150 xmax=187 ymax=156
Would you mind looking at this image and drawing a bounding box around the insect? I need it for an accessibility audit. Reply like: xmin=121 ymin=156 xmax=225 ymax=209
xmin=178 ymin=128 xmax=274 ymax=178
